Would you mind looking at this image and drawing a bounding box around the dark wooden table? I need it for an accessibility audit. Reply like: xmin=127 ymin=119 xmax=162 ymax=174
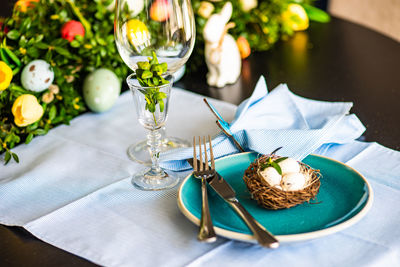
xmin=1 ymin=4 xmax=400 ymax=266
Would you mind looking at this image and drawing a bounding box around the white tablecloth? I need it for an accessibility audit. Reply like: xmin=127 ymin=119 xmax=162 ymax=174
xmin=1 ymin=88 xmax=399 ymax=267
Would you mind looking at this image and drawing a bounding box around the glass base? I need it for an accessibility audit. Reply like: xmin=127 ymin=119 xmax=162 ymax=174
xmin=131 ymin=169 xmax=179 ymax=191
xmin=127 ymin=136 xmax=190 ymax=165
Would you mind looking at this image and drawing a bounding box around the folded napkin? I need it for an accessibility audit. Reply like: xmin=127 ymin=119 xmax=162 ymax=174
xmin=160 ymin=76 xmax=366 ymax=171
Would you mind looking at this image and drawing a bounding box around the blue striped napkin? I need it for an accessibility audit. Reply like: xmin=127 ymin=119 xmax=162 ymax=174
xmin=160 ymin=76 xmax=366 ymax=171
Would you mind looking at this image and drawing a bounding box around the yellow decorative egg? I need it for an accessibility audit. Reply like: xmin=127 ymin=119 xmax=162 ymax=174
xmin=125 ymin=19 xmax=151 ymax=48
xmin=282 ymin=3 xmax=309 ymax=31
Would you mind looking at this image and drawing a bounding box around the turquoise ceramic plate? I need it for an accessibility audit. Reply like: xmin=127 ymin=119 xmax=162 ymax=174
xmin=177 ymin=152 xmax=373 ymax=243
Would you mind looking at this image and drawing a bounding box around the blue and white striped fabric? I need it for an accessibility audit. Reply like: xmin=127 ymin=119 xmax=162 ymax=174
xmin=160 ymin=76 xmax=366 ymax=171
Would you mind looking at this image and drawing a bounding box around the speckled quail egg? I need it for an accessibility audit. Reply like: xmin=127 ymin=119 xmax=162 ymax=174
xmin=259 ymin=167 xmax=282 ymax=187
xmin=278 ymin=157 xmax=301 ymax=174
xmin=83 ymin=68 xmax=121 ymax=113
xmin=21 ymin=60 xmax=54 ymax=92
xmin=281 ymin=172 xmax=306 ymax=191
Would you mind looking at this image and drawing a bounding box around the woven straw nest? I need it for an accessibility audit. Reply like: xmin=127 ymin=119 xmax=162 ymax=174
xmin=243 ymin=155 xmax=322 ymax=210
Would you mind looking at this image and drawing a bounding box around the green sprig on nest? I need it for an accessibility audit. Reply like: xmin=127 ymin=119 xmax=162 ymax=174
xmin=135 ymin=51 xmax=168 ymax=125
xmin=260 ymin=156 xmax=288 ymax=175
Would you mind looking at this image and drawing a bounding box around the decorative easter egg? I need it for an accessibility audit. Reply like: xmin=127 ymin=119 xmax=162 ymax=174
xmin=150 ymin=0 xmax=172 ymax=22
xmin=61 ymin=20 xmax=85 ymax=42
xmin=83 ymin=68 xmax=121 ymax=113
xmin=125 ymin=19 xmax=151 ymax=48
xmin=281 ymin=172 xmax=306 ymax=191
xmin=278 ymin=157 xmax=301 ymax=174
xmin=259 ymin=167 xmax=282 ymax=187
xmin=21 ymin=60 xmax=54 ymax=92
xmin=108 ymin=0 xmax=144 ymax=15
xmin=236 ymin=36 xmax=251 ymax=59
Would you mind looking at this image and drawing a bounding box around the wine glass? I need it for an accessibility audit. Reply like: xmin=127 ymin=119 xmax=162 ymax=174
xmin=115 ymin=0 xmax=195 ymax=165
xmin=126 ymin=74 xmax=178 ymax=190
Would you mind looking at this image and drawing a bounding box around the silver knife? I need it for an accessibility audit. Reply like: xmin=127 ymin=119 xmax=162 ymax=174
xmin=187 ymin=159 xmax=279 ymax=248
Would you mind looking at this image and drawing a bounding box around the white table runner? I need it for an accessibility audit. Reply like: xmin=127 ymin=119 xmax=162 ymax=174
xmin=1 ymin=88 xmax=399 ymax=267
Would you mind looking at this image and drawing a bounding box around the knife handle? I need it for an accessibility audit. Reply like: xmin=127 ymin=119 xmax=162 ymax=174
xmin=198 ymin=178 xmax=217 ymax=243
xmin=228 ymin=198 xmax=279 ymax=248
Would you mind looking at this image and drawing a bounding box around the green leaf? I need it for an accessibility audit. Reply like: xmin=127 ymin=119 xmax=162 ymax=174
xmin=302 ymin=4 xmax=331 ymax=23
xmin=3 ymin=47 xmax=21 ymax=66
xmin=21 ymin=18 xmax=32 ymax=31
xmin=27 ymin=47 xmax=40 ymax=58
xmin=75 ymin=35 xmax=84 ymax=42
xmin=32 ymin=129 xmax=47 ymax=135
xmin=159 ymin=99 xmax=164 ymax=112
xmin=49 ymin=105 xmax=57 ymax=121
xmin=55 ymin=47 xmax=71 ymax=57
xmin=146 ymin=78 xmax=154 ymax=87
xmin=4 ymin=151 xmax=11 ymax=165
xmin=142 ymin=70 xmax=153 ymax=79
xmin=152 ymin=77 xmax=159 ymax=86
xmin=25 ymin=133 xmax=34 ymax=144
xmin=148 ymin=104 xmax=155 ymax=113
xmin=150 ymin=64 xmax=162 ymax=74
xmin=26 ymin=122 xmax=39 ymax=131
xmin=274 ymin=157 xmax=288 ymax=164
xmin=12 ymin=67 xmax=20 ymax=75
xmin=70 ymin=40 xmax=80 ymax=48
xmin=35 ymin=34 xmax=44 ymax=43
xmin=0 ymin=48 xmax=11 ymax=65
xmin=7 ymin=30 xmax=20 ymax=40
xmin=271 ymin=162 xmax=282 ymax=175
xmin=35 ymin=42 xmax=49 ymax=49
xmin=160 ymin=62 xmax=168 ymax=73
xmin=137 ymin=61 xmax=150 ymax=70
xmin=12 ymin=153 xmax=19 ymax=163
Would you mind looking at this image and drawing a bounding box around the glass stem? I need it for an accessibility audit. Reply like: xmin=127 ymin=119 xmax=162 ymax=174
xmin=147 ymin=128 xmax=162 ymax=174
xmin=160 ymin=126 xmax=168 ymax=145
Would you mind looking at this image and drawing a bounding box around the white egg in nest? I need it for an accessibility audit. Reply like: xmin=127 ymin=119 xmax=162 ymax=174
xmin=281 ymin=172 xmax=306 ymax=191
xmin=278 ymin=157 xmax=301 ymax=174
xmin=21 ymin=60 xmax=54 ymax=92
xmin=259 ymin=167 xmax=282 ymax=187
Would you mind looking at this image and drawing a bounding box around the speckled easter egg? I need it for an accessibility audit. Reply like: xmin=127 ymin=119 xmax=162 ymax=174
xmin=278 ymin=157 xmax=301 ymax=174
xmin=21 ymin=60 xmax=54 ymax=92
xmin=83 ymin=68 xmax=121 ymax=113
xmin=259 ymin=167 xmax=282 ymax=187
xmin=281 ymin=172 xmax=306 ymax=191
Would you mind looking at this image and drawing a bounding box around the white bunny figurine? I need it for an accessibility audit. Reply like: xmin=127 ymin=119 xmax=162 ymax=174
xmin=203 ymin=2 xmax=241 ymax=88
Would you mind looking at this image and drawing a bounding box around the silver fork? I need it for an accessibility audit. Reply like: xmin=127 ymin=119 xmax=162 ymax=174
xmin=193 ymin=136 xmax=217 ymax=242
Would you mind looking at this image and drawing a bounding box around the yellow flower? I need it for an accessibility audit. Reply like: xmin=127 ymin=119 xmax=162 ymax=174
xmin=84 ymin=44 xmax=93 ymax=49
xmin=0 ymin=61 xmax=13 ymax=91
xmin=12 ymin=94 xmax=44 ymax=127
xmin=126 ymin=19 xmax=151 ymax=49
xmin=19 ymin=47 xmax=27 ymax=55
xmin=282 ymin=4 xmax=309 ymax=31
xmin=50 ymin=14 xmax=60 ymax=20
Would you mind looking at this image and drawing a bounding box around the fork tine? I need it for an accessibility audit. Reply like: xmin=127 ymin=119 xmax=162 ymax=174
xmin=209 ymin=135 xmax=215 ymax=170
xmin=193 ymin=136 xmax=197 ymax=171
xmin=203 ymin=136 xmax=209 ymax=170
xmin=199 ymin=136 xmax=203 ymax=171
